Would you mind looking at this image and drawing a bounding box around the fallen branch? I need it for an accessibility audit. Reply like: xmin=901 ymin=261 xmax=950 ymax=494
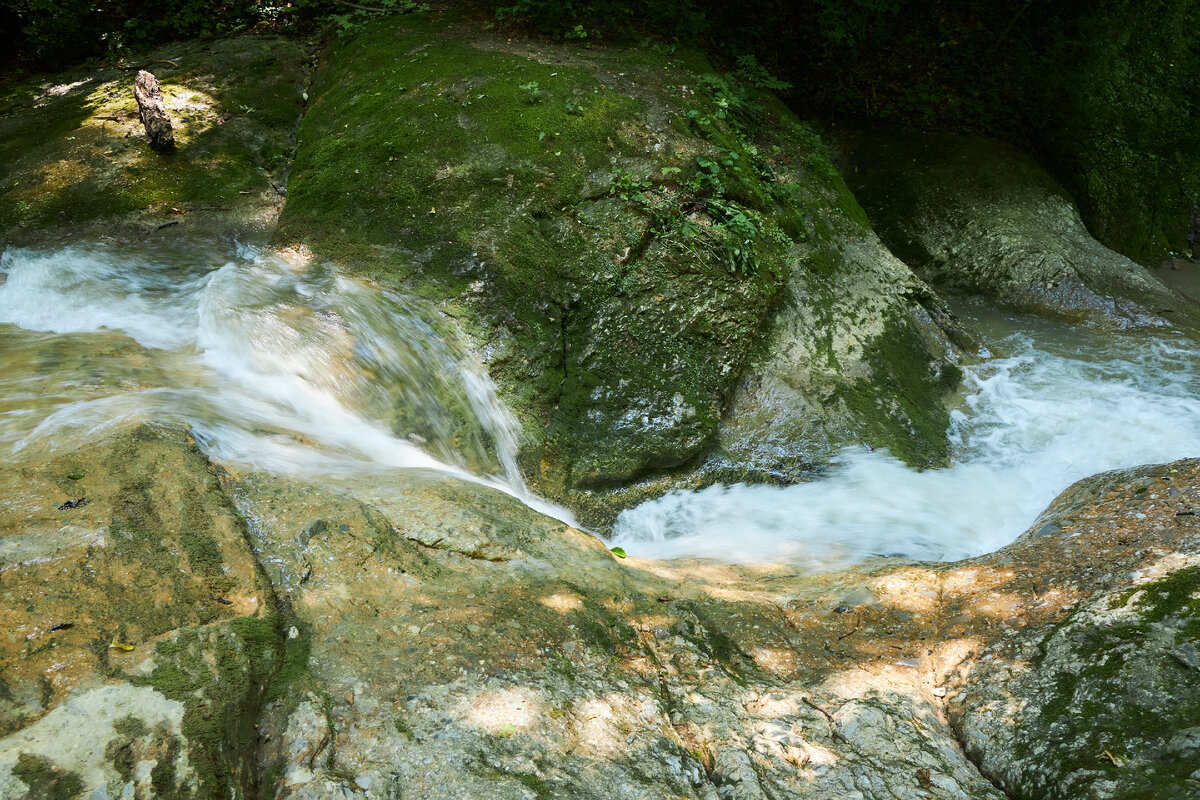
xmin=802 ymin=696 xmax=847 ymax=741
xmin=333 ymin=0 xmax=395 ymax=11
xmin=120 ymin=58 xmax=179 ymax=71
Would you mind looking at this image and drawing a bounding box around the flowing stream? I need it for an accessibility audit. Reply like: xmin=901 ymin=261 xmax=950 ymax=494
xmin=0 ymin=238 xmax=571 ymax=518
xmin=612 ymin=305 xmax=1200 ymax=567
xmin=2 ymin=239 xmax=1198 ymax=571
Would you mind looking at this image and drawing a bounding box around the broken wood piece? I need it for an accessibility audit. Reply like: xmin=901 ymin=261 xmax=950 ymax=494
xmin=134 ymin=70 xmax=175 ymax=153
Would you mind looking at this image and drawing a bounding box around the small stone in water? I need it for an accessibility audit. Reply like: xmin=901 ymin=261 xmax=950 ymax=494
xmin=833 ymin=604 xmax=852 ymax=614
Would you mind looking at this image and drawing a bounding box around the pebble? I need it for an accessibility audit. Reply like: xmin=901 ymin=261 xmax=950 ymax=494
xmin=832 ymin=604 xmax=852 ymax=614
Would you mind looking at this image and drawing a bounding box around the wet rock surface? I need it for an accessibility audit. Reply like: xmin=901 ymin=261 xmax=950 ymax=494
xmin=1 ymin=14 xmax=1199 ymax=800
xmin=840 ymin=131 xmax=1200 ymax=332
xmin=0 ymin=435 xmax=1197 ymax=799
xmin=0 ymin=426 xmax=279 ymax=799
xmin=947 ymin=461 xmax=1200 ymax=799
xmin=233 ymin=452 xmax=1200 ymax=800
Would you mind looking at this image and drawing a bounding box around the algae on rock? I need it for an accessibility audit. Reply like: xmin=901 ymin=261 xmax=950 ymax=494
xmin=0 ymin=35 xmax=311 ymax=244
xmin=0 ymin=426 xmax=284 ymax=799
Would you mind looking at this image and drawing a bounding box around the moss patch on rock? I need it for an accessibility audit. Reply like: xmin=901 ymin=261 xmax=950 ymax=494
xmin=0 ymin=35 xmax=311 ymax=243
xmin=842 ymin=129 xmax=1200 ymax=331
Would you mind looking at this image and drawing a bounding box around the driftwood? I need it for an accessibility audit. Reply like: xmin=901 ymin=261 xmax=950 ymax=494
xmin=134 ymin=70 xmax=175 ymax=153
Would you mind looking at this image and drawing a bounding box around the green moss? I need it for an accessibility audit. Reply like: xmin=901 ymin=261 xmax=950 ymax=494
xmin=279 ymin=13 xmax=811 ymax=508
xmin=394 ymin=715 xmax=416 ymax=740
xmin=675 ymin=603 xmax=752 ymax=686
xmin=105 ymin=716 xmax=149 ymax=783
xmin=149 ymin=737 xmax=182 ymax=798
xmin=264 ymin=622 xmax=314 ymax=705
xmin=0 ymin=36 xmax=308 ymax=241
xmin=135 ymin=617 xmax=282 ymax=799
xmin=1019 ymin=568 xmax=1200 ymax=799
xmin=1132 ymin=565 xmax=1200 ymax=627
xmin=281 ymin=15 xmax=643 ymax=287
xmin=840 ymin=313 xmax=960 ymax=467
xmin=12 ymin=753 xmax=85 ymax=800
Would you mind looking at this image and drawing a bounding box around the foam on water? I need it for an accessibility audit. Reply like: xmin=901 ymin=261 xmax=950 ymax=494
xmin=4 ymin=241 xmax=1197 ymax=568
xmin=610 ymin=309 xmax=1200 ymax=568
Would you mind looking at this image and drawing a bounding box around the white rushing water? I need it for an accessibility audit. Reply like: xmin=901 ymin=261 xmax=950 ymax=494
xmin=610 ymin=307 xmax=1200 ymax=568
xmin=0 ymin=240 xmax=558 ymax=513
xmin=3 ymin=240 xmax=1197 ymax=570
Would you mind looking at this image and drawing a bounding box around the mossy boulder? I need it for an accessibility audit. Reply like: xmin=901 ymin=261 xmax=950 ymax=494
xmin=278 ymin=12 xmax=966 ymax=524
xmin=948 ymin=459 xmax=1200 ymax=800
xmin=0 ymin=426 xmax=283 ymax=799
xmin=1028 ymin=1 xmax=1200 ymax=266
xmin=842 ymin=130 xmax=1200 ymax=331
xmin=0 ymin=35 xmax=311 ymax=245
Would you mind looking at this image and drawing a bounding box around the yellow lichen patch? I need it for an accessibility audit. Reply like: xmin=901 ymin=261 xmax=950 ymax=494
xmin=867 ymin=568 xmax=942 ymax=613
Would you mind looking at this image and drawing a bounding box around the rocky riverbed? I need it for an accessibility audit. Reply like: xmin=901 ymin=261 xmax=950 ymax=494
xmin=0 ymin=426 xmax=1198 ymax=798
xmin=2 ymin=8 xmax=1199 ymax=799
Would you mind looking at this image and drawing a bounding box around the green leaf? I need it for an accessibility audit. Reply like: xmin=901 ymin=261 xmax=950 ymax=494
xmin=610 ymin=546 xmax=627 ymax=558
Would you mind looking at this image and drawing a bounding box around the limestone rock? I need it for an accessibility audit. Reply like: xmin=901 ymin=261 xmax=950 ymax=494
xmin=0 ymin=426 xmax=280 ymax=799
xmin=841 ymin=131 xmax=1200 ymax=331
xmin=278 ymin=15 xmax=967 ymax=526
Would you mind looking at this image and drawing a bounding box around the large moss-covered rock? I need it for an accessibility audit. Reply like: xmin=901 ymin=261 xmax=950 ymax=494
xmin=0 ymin=426 xmax=283 ymax=799
xmin=842 ymin=131 xmax=1200 ymax=330
xmin=0 ymin=35 xmax=310 ymax=244
xmin=278 ymin=12 xmax=965 ymax=524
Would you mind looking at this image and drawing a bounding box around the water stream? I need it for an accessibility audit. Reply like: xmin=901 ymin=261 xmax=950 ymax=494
xmin=611 ymin=305 xmax=1200 ymax=567
xmin=0 ymin=239 xmax=564 ymax=514
xmin=2 ymin=239 xmax=1198 ymax=571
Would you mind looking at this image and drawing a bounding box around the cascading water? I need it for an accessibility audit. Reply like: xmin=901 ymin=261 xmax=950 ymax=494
xmin=0 ymin=239 xmax=533 ymax=505
xmin=610 ymin=305 xmax=1200 ymax=568
xmin=3 ymin=239 xmax=1198 ymax=572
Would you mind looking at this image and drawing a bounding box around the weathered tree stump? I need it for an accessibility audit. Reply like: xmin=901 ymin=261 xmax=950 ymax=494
xmin=134 ymin=70 xmax=175 ymax=153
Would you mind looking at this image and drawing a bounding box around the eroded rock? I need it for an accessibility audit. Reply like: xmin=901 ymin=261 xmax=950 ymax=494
xmin=0 ymin=426 xmax=281 ymax=799
xmin=278 ymin=14 xmax=967 ymax=526
xmin=841 ymin=131 xmax=1200 ymax=331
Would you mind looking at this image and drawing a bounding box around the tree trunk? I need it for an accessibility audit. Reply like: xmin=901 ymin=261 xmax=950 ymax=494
xmin=134 ymin=70 xmax=175 ymax=153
